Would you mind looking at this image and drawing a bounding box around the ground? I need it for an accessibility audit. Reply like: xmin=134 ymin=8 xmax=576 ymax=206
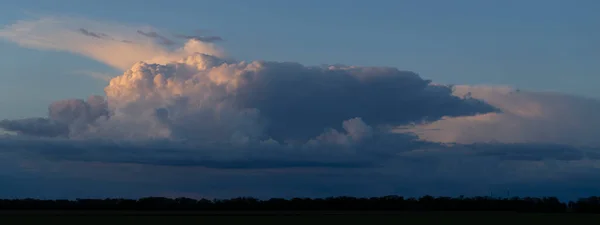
xmin=1 ymin=211 xmax=599 ymax=224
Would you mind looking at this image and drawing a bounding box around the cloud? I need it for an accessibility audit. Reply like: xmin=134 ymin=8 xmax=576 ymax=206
xmin=2 ymin=52 xmax=497 ymax=168
xmin=0 ymin=16 xmax=225 ymax=70
xmin=0 ymin=53 xmax=496 ymax=143
xmin=174 ymin=34 xmax=223 ymax=43
xmin=1 ymin=16 xmax=600 ymax=200
xmin=0 ymin=128 xmax=16 ymax=136
xmin=72 ymin=70 xmax=115 ymax=81
xmin=0 ymin=138 xmax=377 ymax=169
xmin=77 ymin=28 xmax=111 ymax=40
xmin=174 ymin=29 xmax=224 ymax=43
xmin=137 ymin=30 xmax=176 ymax=46
xmin=400 ymin=85 xmax=600 ymax=147
xmin=2 ymin=138 xmax=600 ymax=200
xmin=0 ymin=118 xmax=67 ymax=138
xmin=0 ymin=96 xmax=108 ymax=138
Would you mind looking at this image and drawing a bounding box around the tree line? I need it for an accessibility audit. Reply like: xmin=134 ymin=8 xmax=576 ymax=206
xmin=2 ymin=195 xmax=600 ymax=213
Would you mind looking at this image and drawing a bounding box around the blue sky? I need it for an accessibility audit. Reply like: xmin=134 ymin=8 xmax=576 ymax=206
xmin=0 ymin=0 xmax=598 ymax=120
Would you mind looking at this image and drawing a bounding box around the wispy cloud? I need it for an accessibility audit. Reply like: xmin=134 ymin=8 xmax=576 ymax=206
xmin=0 ymin=16 xmax=225 ymax=70
xmin=77 ymin=28 xmax=111 ymax=40
xmin=137 ymin=30 xmax=176 ymax=46
xmin=72 ymin=70 xmax=115 ymax=81
xmin=174 ymin=34 xmax=223 ymax=43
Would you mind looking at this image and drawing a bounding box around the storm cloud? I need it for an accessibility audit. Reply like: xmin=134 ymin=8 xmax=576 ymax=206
xmin=0 ymin=16 xmax=600 ymax=200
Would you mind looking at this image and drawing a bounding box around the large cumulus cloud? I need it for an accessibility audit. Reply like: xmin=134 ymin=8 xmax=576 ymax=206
xmin=0 ymin=51 xmax=499 ymax=170
xmin=0 ymin=52 xmax=496 ymax=145
xmin=1 ymin=16 xmax=600 ymax=200
xmin=100 ymin=54 xmax=495 ymax=142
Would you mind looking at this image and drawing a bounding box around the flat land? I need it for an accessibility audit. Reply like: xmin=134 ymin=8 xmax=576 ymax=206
xmin=1 ymin=211 xmax=599 ymax=224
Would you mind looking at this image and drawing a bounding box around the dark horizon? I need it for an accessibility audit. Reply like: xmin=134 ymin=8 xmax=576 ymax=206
xmin=5 ymin=195 xmax=600 ymax=214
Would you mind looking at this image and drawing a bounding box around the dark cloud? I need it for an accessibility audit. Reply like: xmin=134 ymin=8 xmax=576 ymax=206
xmin=174 ymin=34 xmax=223 ymax=43
xmin=77 ymin=28 xmax=135 ymax=44
xmin=137 ymin=30 xmax=175 ymax=46
xmin=0 ymin=130 xmax=415 ymax=169
xmin=228 ymin=62 xmax=498 ymax=141
xmin=1 ymin=136 xmax=600 ymax=200
xmin=49 ymin=96 xmax=108 ymax=124
xmin=0 ymin=132 xmax=595 ymax=172
xmin=0 ymin=96 xmax=108 ymax=137
xmin=470 ymin=143 xmax=589 ymax=161
xmin=77 ymin=28 xmax=112 ymax=40
xmin=0 ymin=118 xmax=68 ymax=137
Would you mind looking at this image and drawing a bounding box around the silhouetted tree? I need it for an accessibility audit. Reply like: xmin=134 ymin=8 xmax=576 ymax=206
xmin=0 ymin=195 xmax=598 ymax=213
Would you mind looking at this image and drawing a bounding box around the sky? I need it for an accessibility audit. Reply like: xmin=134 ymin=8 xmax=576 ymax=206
xmin=0 ymin=0 xmax=599 ymax=200
xmin=0 ymin=0 xmax=598 ymax=119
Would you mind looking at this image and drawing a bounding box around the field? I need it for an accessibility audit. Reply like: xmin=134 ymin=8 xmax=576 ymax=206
xmin=1 ymin=211 xmax=599 ymax=224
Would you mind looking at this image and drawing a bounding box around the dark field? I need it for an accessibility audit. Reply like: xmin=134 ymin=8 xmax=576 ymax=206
xmin=2 ymin=211 xmax=600 ymax=224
